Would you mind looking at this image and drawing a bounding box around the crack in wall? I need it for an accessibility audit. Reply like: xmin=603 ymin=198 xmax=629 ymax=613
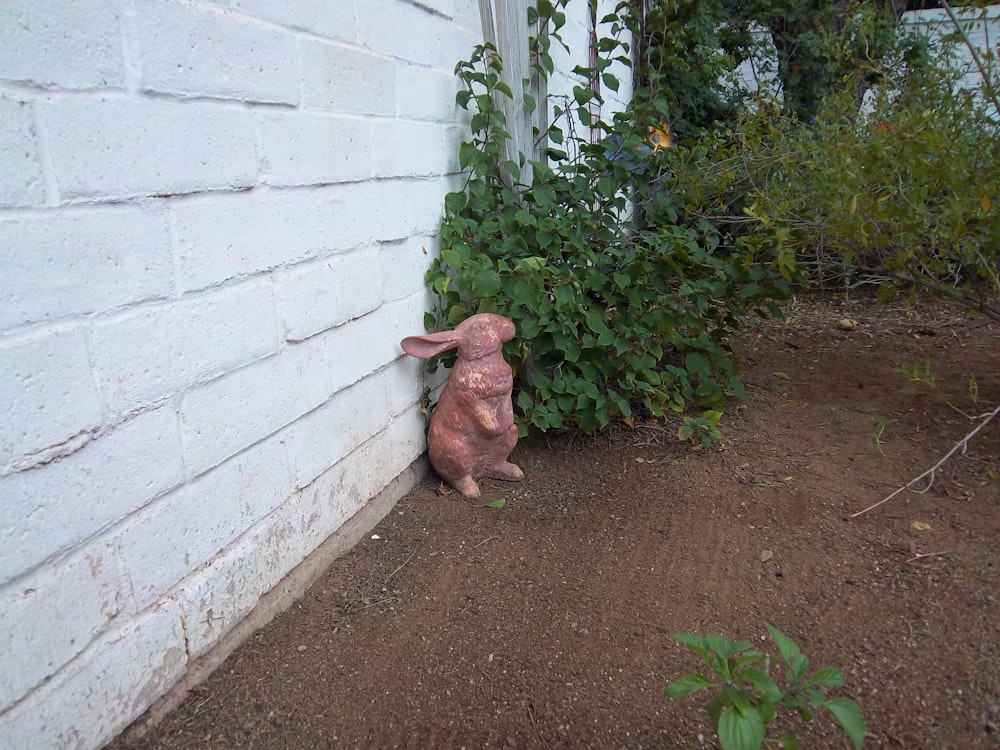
xmin=2 ymin=429 xmax=94 ymax=475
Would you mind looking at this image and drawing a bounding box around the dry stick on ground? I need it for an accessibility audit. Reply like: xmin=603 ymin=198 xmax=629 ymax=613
xmin=852 ymin=403 xmax=1000 ymax=518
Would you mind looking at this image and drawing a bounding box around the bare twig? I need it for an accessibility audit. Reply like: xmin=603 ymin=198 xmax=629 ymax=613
xmin=852 ymin=402 xmax=1000 ymax=518
xmin=474 ymin=535 xmax=500 ymax=549
xmin=906 ymin=550 xmax=949 ymax=564
xmin=385 ymin=546 xmax=421 ymax=583
xmin=940 ymin=0 xmax=1000 ymax=119
xmin=526 ymin=702 xmax=553 ymax=750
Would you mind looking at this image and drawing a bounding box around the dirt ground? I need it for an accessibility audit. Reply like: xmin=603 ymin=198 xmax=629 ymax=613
xmin=113 ymin=294 xmax=999 ymax=750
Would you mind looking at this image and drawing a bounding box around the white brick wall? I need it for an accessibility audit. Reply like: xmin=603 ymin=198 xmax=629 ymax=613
xmin=0 ymin=2 xmax=611 ymax=748
xmin=0 ymin=1 xmax=481 ymax=748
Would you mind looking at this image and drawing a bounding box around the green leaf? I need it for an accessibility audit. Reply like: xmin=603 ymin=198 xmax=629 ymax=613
xmin=718 ymin=704 xmax=765 ymax=750
xmin=824 ymin=698 xmax=867 ymax=749
xmin=572 ymin=85 xmax=594 ymax=106
xmin=739 ymin=667 xmax=782 ymax=704
xmin=765 ymin=623 xmax=803 ymax=668
xmin=673 ymin=632 xmax=712 ymax=662
xmin=444 ymin=191 xmax=467 ymax=214
xmin=808 ymin=668 xmax=845 ymax=688
xmin=458 ymin=141 xmax=480 ymax=170
xmin=776 ymin=732 xmax=801 ymax=750
xmin=664 ymin=673 xmax=714 ymax=698
xmin=486 ymin=498 xmax=507 ymax=508
xmin=685 ymin=351 xmax=711 ymax=380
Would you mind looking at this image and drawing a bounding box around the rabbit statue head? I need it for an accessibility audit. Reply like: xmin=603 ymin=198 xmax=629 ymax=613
xmin=400 ymin=313 xmax=523 ymax=498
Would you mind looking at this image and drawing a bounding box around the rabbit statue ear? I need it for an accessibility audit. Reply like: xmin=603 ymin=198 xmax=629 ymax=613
xmin=400 ymin=331 xmax=461 ymax=359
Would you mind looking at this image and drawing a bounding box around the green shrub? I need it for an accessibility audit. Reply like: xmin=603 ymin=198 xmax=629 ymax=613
xmin=673 ymin=4 xmax=1000 ymax=320
xmin=427 ymin=18 xmax=788 ymax=435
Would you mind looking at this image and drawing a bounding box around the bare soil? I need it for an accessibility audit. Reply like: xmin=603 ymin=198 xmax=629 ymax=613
xmin=113 ymin=295 xmax=999 ymax=750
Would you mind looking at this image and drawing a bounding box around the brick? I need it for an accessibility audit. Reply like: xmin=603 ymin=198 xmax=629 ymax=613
xmin=0 ymin=542 xmax=131 ymax=712
xmin=298 ymin=405 xmax=426 ymax=535
xmin=373 ymin=119 xmax=447 ymax=177
xmin=290 ymin=402 xmax=425 ymax=529
xmin=452 ymin=0 xmax=483 ymax=32
xmin=382 ymin=354 xmax=431 ymax=418
xmin=284 ymin=372 xmax=390 ymax=488
xmin=334 ymin=180 xmax=407 ymax=245
xmin=0 ymin=327 xmax=102 ymax=468
xmin=38 ymin=98 xmax=258 ymax=202
xmin=260 ymin=111 xmax=373 ymax=187
xmin=367 ymin=177 xmax=447 ymax=240
xmin=275 ymin=246 xmax=382 ymax=342
xmin=179 ymin=338 xmax=332 ymax=476
xmin=130 ymin=0 xmax=298 ymax=104
xmin=351 ymin=404 xmax=427 ymax=495
xmin=120 ymin=433 xmax=294 ymax=609
xmin=0 ymin=95 xmax=44 ymax=208
xmin=0 ymin=206 xmax=171 ymax=331
xmin=300 ymin=39 xmax=396 ymax=115
xmin=0 ymin=601 xmax=186 ymax=750
xmin=403 ymin=0 xmax=457 ymax=18
xmin=0 ymin=0 xmax=125 ymax=89
xmin=231 ymin=0 xmax=357 ymax=40
xmin=357 ymin=0 xmax=466 ymax=68
xmin=0 ymin=407 xmax=185 ymax=586
xmin=396 ymin=63 xmax=460 ymax=122
xmin=380 ymin=235 xmax=436 ymax=303
xmin=315 ymin=294 xmax=427 ymax=396
xmin=177 ymin=407 xmax=426 ymax=658
xmin=89 ymin=282 xmax=279 ymax=417
xmin=173 ymin=515 xmax=293 ymax=658
xmin=171 ymin=187 xmax=369 ymax=292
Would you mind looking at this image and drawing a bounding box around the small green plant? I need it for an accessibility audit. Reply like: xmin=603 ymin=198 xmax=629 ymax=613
xmin=893 ymin=358 xmax=984 ymax=421
xmin=665 ymin=624 xmax=866 ymax=750
xmin=871 ymin=417 xmax=897 ymax=455
xmin=894 ymin=358 xmax=936 ymax=387
xmin=677 ymin=409 xmax=724 ymax=447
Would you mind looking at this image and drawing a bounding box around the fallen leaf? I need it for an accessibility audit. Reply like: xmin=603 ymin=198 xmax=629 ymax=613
xmin=910 ymin=521 xmax=932 ymax=531
xmin=773 ymin=372 xmax=790 ymax=380
xmin=486 ymin=498 xmax=507 ymax=508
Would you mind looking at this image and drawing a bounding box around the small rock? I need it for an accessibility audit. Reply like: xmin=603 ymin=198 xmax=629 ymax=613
xmin=760 ymin=549 xmax=774 ymax=562
xmin=838 ymin=318 xmax=858 ymax=331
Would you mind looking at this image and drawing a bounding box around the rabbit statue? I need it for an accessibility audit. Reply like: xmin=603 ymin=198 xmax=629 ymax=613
xmin=400 ymin=313 xmax=524 ymax=498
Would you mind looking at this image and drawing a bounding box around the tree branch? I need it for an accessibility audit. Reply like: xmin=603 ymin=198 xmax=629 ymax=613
xmin=852 ymin=402 xmax=1000 ymax=518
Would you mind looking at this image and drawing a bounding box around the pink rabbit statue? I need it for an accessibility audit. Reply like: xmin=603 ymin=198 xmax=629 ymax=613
xmin=400 ymin=313 xmax=524 ymax=498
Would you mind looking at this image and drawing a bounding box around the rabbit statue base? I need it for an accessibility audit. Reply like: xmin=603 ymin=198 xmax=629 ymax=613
xmin=401 ymin=313 xmax=523 ymax=498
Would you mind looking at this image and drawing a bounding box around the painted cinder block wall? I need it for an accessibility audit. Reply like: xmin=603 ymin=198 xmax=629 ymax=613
xmin=0 ymin=1 xmax=478 ymax=747
xmin=0 ymin=1 xmax=631 ymax=749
